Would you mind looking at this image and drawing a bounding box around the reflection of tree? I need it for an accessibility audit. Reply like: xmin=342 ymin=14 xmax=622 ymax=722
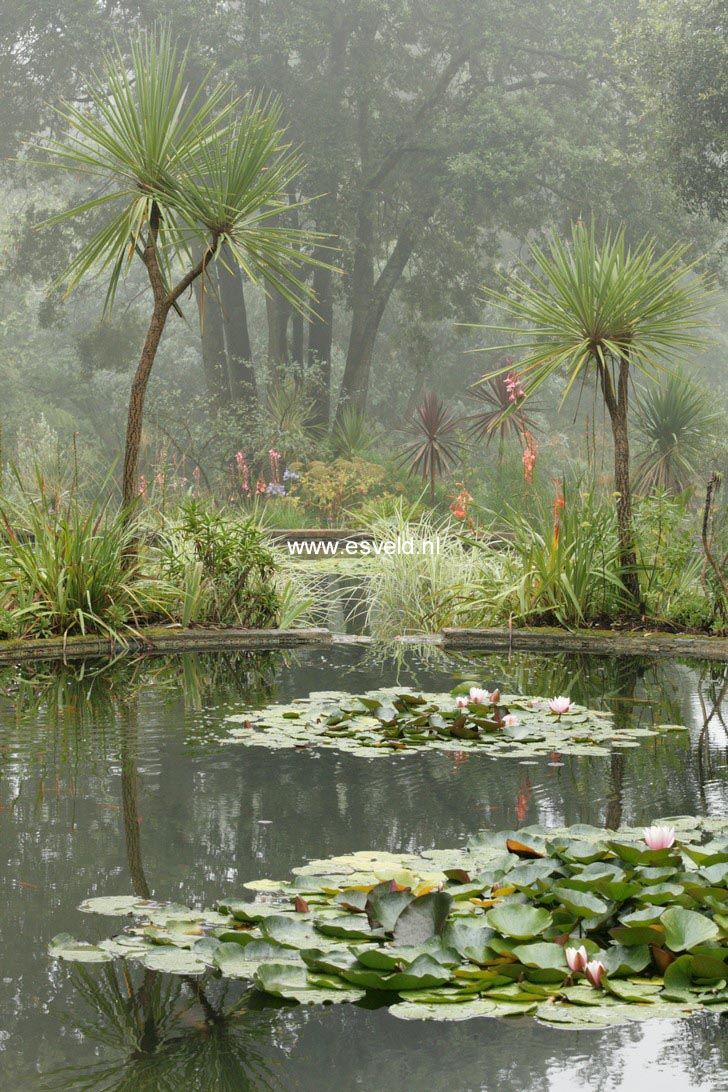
xmin=120 ymin=703 xmax=150 ymax=900
xmin=44 ymin=965 xmax=279 ymax=1092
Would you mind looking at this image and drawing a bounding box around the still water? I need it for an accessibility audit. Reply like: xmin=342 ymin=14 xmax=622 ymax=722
xmin=0 ymin=644 xmax=727 ymax=1091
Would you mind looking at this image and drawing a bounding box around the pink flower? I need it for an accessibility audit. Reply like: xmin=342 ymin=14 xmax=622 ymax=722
xmin=549 ymin=696 xmax=572 ymax=716
xmin=502 ymin=714 xmax=520 ymax=728
xmin=456 ymin=696 xmax=469 ymax=710
xmin=565 ymin=946 xmax=588 ymax=973
xmin=469 ymin=687 xmax=490 ymax=705
xmin=505 ymin=371 xmax=525 ymax=403
xmin=584 ymin=960 xmax=606 ymax=989
xmin=643 ymin=825 xmax=675 ymax=851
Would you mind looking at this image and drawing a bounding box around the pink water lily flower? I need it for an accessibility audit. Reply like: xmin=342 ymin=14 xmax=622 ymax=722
xmin=549 ymin=696 xmax=572 ymax=716
xmin=455 ymin=696 xmax=470 ymax=710
xmin=469 ymin=687 xmax=490 ymax=705
xmin=565 ymin=946 xmax=588 ymax=973
xmin=584 ymin=960 xmax=606 ymax=989
xmin=502 ymin=714 xmax=520 ymax=728
xmin=643 ymin=825 xmax=676 ymax=850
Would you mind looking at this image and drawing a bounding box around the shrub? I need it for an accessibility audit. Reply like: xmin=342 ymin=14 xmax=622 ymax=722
xmin=296 ymin=457 xmax=388 ymax=524
xmin=633 ymin=490 xmax=713 ymax=629
xmin=0 ymin=478 xmax=168 ymax=640
xmin=158 ymin=500 xmax=280 ymax=627
xmin=472 ymin=480 xmax=628 ymax=627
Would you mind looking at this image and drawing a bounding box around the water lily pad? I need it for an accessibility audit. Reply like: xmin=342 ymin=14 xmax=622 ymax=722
xmin=223 ymin=685 xmax=655 ymax=760
xmin=661 ymin=907 xmax=719 ymax=951
xmin=485 ymin=904 xmax=552 ymax=940
xmin=55 ymin=818 xmax=728 ymax=1029
xmin=49 ymin=934 xmax=113 ymax=963
xmin=140 ymin=947 xmax=208 ymax=975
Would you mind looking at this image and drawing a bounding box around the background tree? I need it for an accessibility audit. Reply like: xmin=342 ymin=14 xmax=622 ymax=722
xmin=39 ymin=29 xmax=328 ymax=511
xmin=476 ymin=224 xmax=713 ymax=606
xmin=634 ymin=370 xmax=720 ymax=494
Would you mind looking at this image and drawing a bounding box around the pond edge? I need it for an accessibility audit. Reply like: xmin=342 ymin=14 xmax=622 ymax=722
xmin=3 ymin=624 xmax=728 ymax=664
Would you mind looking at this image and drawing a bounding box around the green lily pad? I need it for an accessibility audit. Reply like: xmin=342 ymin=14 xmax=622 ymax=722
xmin=661 ymin=908 xmax=719 ymax=951
xmin=55 ymin=818 xmax=728 ymax=1028
xmin=49 ymin=934 xmax=113 ymax=963
xmin=485 ymin=904 xmax=552 ymax=940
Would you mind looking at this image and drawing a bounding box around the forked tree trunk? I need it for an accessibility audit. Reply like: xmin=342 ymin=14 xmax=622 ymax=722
xmin=122 ymin=211 xmax=218 ymax=520
xmin=122 ymin=300 xmax=170 ymax=511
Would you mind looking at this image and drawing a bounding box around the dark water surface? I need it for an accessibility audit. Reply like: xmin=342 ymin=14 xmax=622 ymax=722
xmin=1 ymin=644 xmax=727 ymax=1091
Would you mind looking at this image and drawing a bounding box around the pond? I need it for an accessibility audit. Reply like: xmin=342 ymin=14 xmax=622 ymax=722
xmin=1 ymin=644 xmax=727 ymax=1090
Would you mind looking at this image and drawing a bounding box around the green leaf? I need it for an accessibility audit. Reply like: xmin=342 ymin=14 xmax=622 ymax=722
xmin=485 ymin=904 xmax=552 ymax=940
xmin=340 ymin=954 xmax=452 ymax=991
xmin=393 ymin=892 xmax=454 ymax=945
xmin=49 ymin=933 xmax=113 ymax=963
xmin=661 ymin=908 xmax=719 ymax=951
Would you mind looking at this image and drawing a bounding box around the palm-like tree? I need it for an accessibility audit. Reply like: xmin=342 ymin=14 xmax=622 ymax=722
xmin=397 ymin=391 xmax=461 ymax=505
xmin=634 ymin=370 xmax=720 ymax=494
xmin=464 ymin=370 xmax=539 ymax=464
xmin=37 ymin=29 xmax=329 ymax=514
xmin=476 ymin=223 xmax=712 ymax=606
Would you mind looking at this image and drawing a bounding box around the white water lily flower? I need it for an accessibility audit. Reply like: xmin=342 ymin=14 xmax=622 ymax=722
xmin=643 ymin=825 xmax=676 ymax=850
xmin=549 ymin=696 xmax=572 ymax=715
xmin=469 ymin=687 xmax=490 ymax=704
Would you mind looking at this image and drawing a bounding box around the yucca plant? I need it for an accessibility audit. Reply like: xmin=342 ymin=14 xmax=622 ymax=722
xmin=475 ymin=222 xmax=713 ymax=607
xmin=331 ymin=404 xmax=377 ymax=459
xmin=397 ymin=392 xmax=461 ymax=505
xmin=464 ymin=371 xmax=539 ymax=464
xmin=37 ymin=28 xmax=331 ymax=516
xmin=634 ymin=369 xmax=720 ymax=494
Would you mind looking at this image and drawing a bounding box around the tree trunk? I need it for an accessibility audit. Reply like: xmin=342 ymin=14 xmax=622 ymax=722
xmin=337 ymin=228 xmax=415 ymax=421
xmin=219 ymin=260 xmax=257 ymax=410
xmin=599 ymin=352 xmax=642 ymax=610
xmin=122 ymin=301 xmax=170 ymax=511
xmin=266 ymin=290 xmax=290 ymax=380
xmin=307 ymin=262 xmax=334 ymax=427
xmin=194 ymin=272 xmax=229 ymax=410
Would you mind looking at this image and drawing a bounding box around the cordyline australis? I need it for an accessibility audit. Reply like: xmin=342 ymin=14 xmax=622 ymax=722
xmin=469 ymin=221 xmax=714 ymax=611
xmin=35 ymin=28 xmax=336 ymax=528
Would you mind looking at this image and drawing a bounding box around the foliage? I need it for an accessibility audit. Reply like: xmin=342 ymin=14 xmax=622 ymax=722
xmin=52 ymin=816 xmax=728 ymax=1028
xmin=264 ymin=379 xmax=322 ymax=461
xmin=479 ymin=224 xmax=713 ymax=395
xmin=465 ymin=371 xmax=538 ymax=457
xmin=38 ymin=29 xmax=321 ymax=317
xmin=633 ymin=370 xmax=720 ymax=494
xmin=633 ymin=491 xmax=713 ymax=629
xmin=331 ymin=406 xmax=378 ymax=460
xmin=397 ymin=393 xmax=462 ymax=504
xmin=225 ymin=681 xmax=684 ymax=758
xmin=0 ymin=475 xmax=170 ymax=640
xmin=357 ymin=506 xmax=510 ymax=636
xmin=295 ymin=458 xmax=388 ymax=525
xmin=472 ymin=481 xmax=628 ymax=627
xmin=476 ymin=222 xmax=713 ymax=606
xmin=624 ymin=0 xmax=728 ymax=221
xmin=157 ymin=500 xmax=280 ymax=627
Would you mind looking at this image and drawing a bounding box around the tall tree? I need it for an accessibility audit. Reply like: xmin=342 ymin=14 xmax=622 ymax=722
xmin=476 ymin=224 xmax=713 ymax=608
xmin=38 ymin=29 xmax=327 ymax=512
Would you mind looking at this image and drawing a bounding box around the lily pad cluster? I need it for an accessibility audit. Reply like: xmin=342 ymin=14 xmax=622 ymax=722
xmin=50 ymin=816 xmax=728 ymax=1027
xmin=224 ymin=682 xmax=686 ymax=758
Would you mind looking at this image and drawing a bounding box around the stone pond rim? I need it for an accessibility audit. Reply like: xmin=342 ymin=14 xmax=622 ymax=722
xmin=3 ymin=623 xmax=728 ymax=664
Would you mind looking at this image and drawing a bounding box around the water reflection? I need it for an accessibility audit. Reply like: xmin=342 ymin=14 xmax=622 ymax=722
xmin=0 ymin=645 xmax=726 ymax=1088
xmin=46 ymin=967 xmax=278 ymax=1091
